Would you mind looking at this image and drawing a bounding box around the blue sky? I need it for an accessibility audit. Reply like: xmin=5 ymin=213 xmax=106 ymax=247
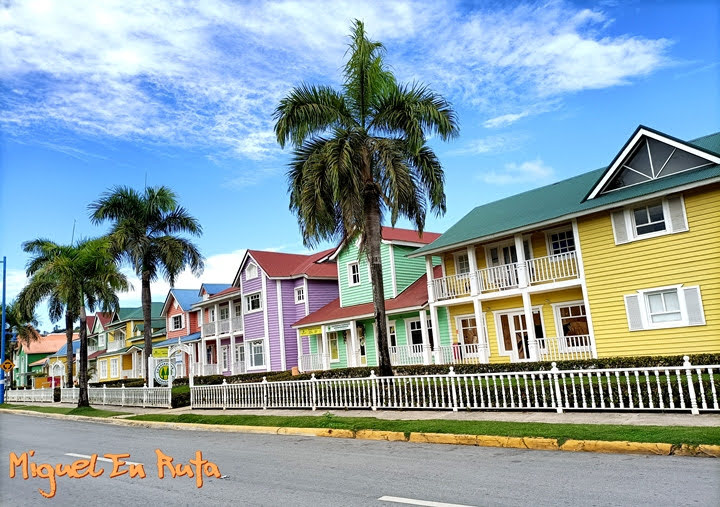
xmin=1 ymin=0 xmax=718 ymax=330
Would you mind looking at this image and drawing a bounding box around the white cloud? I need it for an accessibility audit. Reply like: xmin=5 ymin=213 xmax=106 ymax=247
xmin=481 ymin=158 xmax=554 ymax=185
xmin=483 ymin=112 xmax=531 ymax=129
xmin=450 ymin=134 xmax=522 ymax=155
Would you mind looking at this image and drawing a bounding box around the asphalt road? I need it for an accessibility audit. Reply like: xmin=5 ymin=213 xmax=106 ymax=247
xmin=1 ymin=413 xmax=718 ymax=507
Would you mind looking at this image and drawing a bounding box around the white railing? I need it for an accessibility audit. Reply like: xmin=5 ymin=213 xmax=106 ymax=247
xmin=202 ymin=321 xmax=216 ymax=337
xmin=432 ymin=272 xmax=472 ymax=300
xmin=218 ymin=318 xmax=230 ymax=334
xmin=6 ymin=388 xmax=54 ymax=403
xmin=389 ymin=344 xmax=426 ymax=365
xmin=232 ymin=361 xmax=247 ymax=375
xmin=107 ymin=339 xmax=126 ymax=351
xmin=299 ymin=353 xmax=325 ymax=372
xmin=538 ymin=335 xmax=594 ymax=361
xmin=190 ymin=357 xmax=719 ymax=414
xmin=203 ymin=363 xmax=219 ymax=376
xmin=437 ymin=343 xmax=490 ymax=365
xmin=121 ymin=369 xmax=136 ymax=379
xmin=477 ymin=263 xmax=520 ymax=292
xmin=231 ymin=316 xmax=244 ymax=332
xmin=527 ymin=251 xmax=579 ymax=285
xmin=58 ymin=385 xmax=171 ymax=408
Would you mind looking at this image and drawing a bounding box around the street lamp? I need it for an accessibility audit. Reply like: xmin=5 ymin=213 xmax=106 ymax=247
xmin=1 ymin=256 xmax=8 ymax=404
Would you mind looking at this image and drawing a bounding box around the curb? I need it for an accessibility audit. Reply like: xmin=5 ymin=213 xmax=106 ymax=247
xmin=2 ymin=408 xmax=718 ymax=458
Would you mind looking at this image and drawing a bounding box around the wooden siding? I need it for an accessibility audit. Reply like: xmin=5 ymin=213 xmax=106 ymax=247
xmin=337 ymin=239 xmax=392 ymax=306
xmin=393 ymin=246 xmax=440 ymax=294
xmin=579 ymin=185 xmax=720 ymax=357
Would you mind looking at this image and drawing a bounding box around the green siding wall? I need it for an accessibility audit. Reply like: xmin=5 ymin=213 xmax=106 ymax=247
xmin=338 ymin=240 xmax=393 ymax=307
xmin=438 ymin=307 xmax=451 ymax=347
xmin=393 ymin=246 xmax=440 ymax=295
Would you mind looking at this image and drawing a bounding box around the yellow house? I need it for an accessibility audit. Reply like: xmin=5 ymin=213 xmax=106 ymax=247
xmin=410 ymin=126 xmax=720 ymax=364
xmin=96 ymin=303 xmax=166 ymax=382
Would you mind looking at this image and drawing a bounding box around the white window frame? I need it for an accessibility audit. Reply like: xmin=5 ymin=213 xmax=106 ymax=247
xmin=638 ymin=285 xmax=688 ymax=329
xmin=294 ymin=286 xmax=305 ymax=304
xmin=245 ymin=292 xmax=262 ymax=313
xmin=484 ymin=237 xmax=533 ymax=267
xmin=234 ymin=343 xmax=245 ymax=366
xmin=347 ymin=262 xmax=361 ymax=286
xmin=234 ymin=304 xmax=243 ymax=318
xmin=221 ymin=345 xmax=229 ymax=371
xmin=453 ymin=252 xmax=470 ymax=275
xmin=329 ymin=333 xmax=340 ymax=363
xmin=110 ymin=358 xmax=119 ymax=378
xmin=99 ymin=360 xmax=108 ymax=379
xmin=219 ymin=306 xmax=229 ymax=321
xmin=171 ymin=314 xmax=183 ymax=331
xmin=99 ymin=333 xmax=106 ymax=348
xmin=492 ymin=306 xmax=545 ymax=360
xmin=388 ymin=321 xmax=397 ymax=347
xmin=248 ymin=339 xmax=265 ymax=369
xmin=613 ymin=196 xmax=688 ymax=245
xmin=406 ymin=319 xmax=424 ymax=347
xmin=630 ymin=201 xmax=668 ymax=240
xmin=551 ymin=301 xmax=590 ymax=352
xmin=545 ymin=227 xmax=576 ymax=256
xmin=246 ymin=263 xmax=258 ymax=280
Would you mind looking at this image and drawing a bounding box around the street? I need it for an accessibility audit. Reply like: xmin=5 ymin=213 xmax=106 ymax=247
xmin=1 ymin=413 xmax=718 ymax=506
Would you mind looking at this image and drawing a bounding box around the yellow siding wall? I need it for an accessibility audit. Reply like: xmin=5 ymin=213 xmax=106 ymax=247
xmin=579 ymin=185 xmax=720 ymax=357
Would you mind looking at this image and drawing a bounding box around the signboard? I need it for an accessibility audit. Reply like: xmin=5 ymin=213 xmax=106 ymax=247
xmin=1 ymin=359 xmax=14 ymax=373
xmin=299 ymin=326 xmax=322 ymax=337
xmin=153 ymin=360 xmax=176 ymax=386
xmin=152 ymin=348 xmax=168 ymax=358
xmin=326 ymin=322 xmax=350 ymax=332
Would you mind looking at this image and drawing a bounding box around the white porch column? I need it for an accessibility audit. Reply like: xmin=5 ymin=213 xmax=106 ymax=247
xmin=514 ymin=234 xmax=529 ymax=288
xmin=296 ymin=330 xmax=303 ymax=372
xmin=228 ymin=301 xmax=234 ymax=334
xmin=419 ymin=310 xmax=431 ymax=365
xmin=429 ymin=304 xmax=441 ymax=364
xmin=466 ymin=245 xmax=479 ymax=295
xmin=472 ymin=299 xmax=487 ymax=363
xmin=521 ymin=291 xmax=539 ymax=361
xmin=348 ymin=320 xmax=358 ymax=368
xmin=321 ymin=326 xmax=330 ymax=370
xmin=214 ymin=303 xmax=220 ymax=330
xmin=230 ymin=334 xmax=236 ymax=374
xmin=216 ymin=338 xmax=221 ymax=374
xmin=200 ymin=338 xmax=206 ymax=375
xmin=425 ymin=257 xmax=436 ymax=303
xmin=199 ymin=307 xmax=204 ymax=337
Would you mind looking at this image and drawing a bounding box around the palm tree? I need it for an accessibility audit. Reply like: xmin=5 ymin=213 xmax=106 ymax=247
xmin=3 ymin=301 xmax=40 ymax=388
xmin=274 ymin=20 xmax=458 ymax=375
xmin=89 ymin=186 xmax=204 ymax=383
xmin=19 ymin=237 xmax=128 ymax=406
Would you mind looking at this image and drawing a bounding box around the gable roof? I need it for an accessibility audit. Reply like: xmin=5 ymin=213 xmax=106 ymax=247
xmin=20 ymin=332 xmax=74 ymax=355
xmin=95 ymin=312 xmax=113 ymax=329
xmin=236 ymin=248 xmax=337 ymax=282
xmin=412 ymin=129 xmax=720 ymax=257
xmin=293 ymin=266 xmax=441 ymax=327
xmin=115 ymin=303 xmax=165 ymax=323
xmin=161 ymin=288 xmax=202 ymax=316
xmin=51 ymin=338 xmax=81 ymax=357
xmin=198 ymin=283 xmax=232 ymax=297
xmin=328 ymin=227 xmax=441 ymax=261
xmin=86 ymin=315 xmax=96 ymax=333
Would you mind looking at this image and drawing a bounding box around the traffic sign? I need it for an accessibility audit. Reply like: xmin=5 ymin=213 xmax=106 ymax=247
xmin=1 ymin=359 xmax=14 ymax=373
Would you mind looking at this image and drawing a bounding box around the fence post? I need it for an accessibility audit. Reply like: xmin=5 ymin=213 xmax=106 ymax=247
xmin=121 ymin=383 xmax=125 ymax=407
xmin=551 ymin=362 xmax=564 ymax=413
xmin=370 ymin=371 xmax=378 ymax=411
xmin=103 ymin=384 xmax=107 ymax=406
xmin=683 ymin=356 xmax=699 ymax=415
xmin=448 ymin=367 xmax=458 ymax=412
xmin=311 ymin=374 xmax=317 ymax=411
xmin=222 ymin=379 xmax=228 ymax=410
xmin=261 ymin=377 xmax=268 ymax=410
xmin=143 ymin=383 xmax=147 ymax=408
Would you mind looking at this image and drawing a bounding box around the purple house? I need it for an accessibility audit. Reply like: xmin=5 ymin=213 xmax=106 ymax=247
xmin=193 ymin=250 xmax=338 ymax=375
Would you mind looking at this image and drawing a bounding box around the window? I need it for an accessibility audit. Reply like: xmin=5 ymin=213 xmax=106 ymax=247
xmin=294 ymin=287 xmax=305 ymax=304
xmin=221 ymin=345 xmax=229 ymax=371
xmin=249 ymin=340 xmax=265 ymax=368
xmin=454 ymin=252 xmax=470 ymax=274
xmin=348 ymin=262 xmax=360 ymax=286
xmin=172 ymin=315 xmax=183 ymax=331
xmin=329 ymin=333 xmax=340 ymax=362
xmin=388 ymin=323 xmax=397 ymax=347
xmin=110 ymin=358 xmax=119 ymax=378
xmin=555 ymin=303 xmax=590 ymax=350
xmin=633 ymin=203 xmax=666 ymax=236
xmin=245 ymin=292 xmax=262 ymax=313
xmin=624 ymin=285 xmax=706 ymax=331
xmin=408 ymin=320 xmax=423 ymax=346
xmin=234 ymin=304 xmax=243 ymax=318
xmin=206 ymin=345 xmax=214 ymax=363
xmin=234 ymin=343 xmax=245 ymax=365
xmin=220 ymin=306 xmax=229 ymax=321
xmin=246 ymin=263 xmax=258 ymax=280
xmin=210 ymin=308 xmax=216 ymax=322
xmin=99 ymin=333 xmax=106 ymax=348
xmin=99 ymin=360 xmax=107 ymax=379
xmin=547 ymin=229 xmax=575 ymax=255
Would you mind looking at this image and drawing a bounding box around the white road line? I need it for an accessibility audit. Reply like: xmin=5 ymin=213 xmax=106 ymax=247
xmin=378 ymin=496 xmax=476 ymax=507
xmin=65 ymin=453 xmax=143 ymax=466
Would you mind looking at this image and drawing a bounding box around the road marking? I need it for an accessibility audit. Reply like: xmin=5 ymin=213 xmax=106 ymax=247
xmin=65 ymin=453 xmax=143 ymax=466
xmin=378 ymin=496 xmax=476 ymax=507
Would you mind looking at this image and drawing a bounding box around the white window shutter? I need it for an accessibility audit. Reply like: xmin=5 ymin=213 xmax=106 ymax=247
xmin=612 ymin=211 xmax=630 ymax=244
xmin=683 ymin=286 xmax=706 ymax=326
xmin=666 ymin=195 xmax=688 ymax=233
xmin=624 ymin=294 xmax=644 ymax=331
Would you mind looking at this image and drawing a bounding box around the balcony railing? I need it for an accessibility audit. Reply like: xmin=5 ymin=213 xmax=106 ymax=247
xmin=437 ymin=343 xmax=489 ymax=365
xmin=537 ymin=335 xmax=594 ymax=361
xmin=389 ymin=344 xmax=425 ymax=366
xmin=107 ymin=339 xmax=126 ymax=352
xmin=203 ymin=363 xmax=219 ymax=376
xmin=202 ymin=317 xmax=243 ymax=338
xmin=299 ymin=353 xmax=325 ymax=372
xmin=232 ymin=316 xmax=244 ymax=332
xmin=432 ymin=252 xmax=580 ymax=301
xmin=202 ymin=321 xmax=216 ymax=338
xmin=219 ymin=318 xmax=230 ymax=334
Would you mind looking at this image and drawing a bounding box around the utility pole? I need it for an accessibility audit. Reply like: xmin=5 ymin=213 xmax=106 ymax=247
xmin=1 ymin=256 xmax=7 ymax=404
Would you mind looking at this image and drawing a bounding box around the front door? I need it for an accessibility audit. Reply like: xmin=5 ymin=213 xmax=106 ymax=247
xmin=456 ymin=316 xmax=482 ymax=360
xmin=498 ymin=310 xmax=544 ymax=361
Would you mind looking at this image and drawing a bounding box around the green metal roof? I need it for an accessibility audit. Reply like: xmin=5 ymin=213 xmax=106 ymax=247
xmin=115 ymin=302 xmax=165 ymax=323
xmin=412 ymin=130 xmax=720 ymax=256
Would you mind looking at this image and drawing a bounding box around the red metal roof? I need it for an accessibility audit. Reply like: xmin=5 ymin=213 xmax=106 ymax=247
xmin=21 ymin=332 xmax=78 ymax=354
xmin=88 ymin=349 xmax=106 ymax=361
xmin=86 ymin=315 xmax=96 ymax=332
xmin=381 ymin=227 xmax=441 ymax=244
xmin=95 ymin=312 xmax=113 ymax=328
xmin=293 ymin=266 xmax=441 ymax=327
xmin=247 ymin=248 xmax=337 ymax=279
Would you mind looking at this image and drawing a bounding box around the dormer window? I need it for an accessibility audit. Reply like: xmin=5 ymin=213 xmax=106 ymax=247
xmin=246 ymin=263 xmax=258 ymax=280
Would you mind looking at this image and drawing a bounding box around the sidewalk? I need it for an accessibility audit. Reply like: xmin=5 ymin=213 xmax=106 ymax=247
xmin=10 ymin=401 xmax=720 ymax=427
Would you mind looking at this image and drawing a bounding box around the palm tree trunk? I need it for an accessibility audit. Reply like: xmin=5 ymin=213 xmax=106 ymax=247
xmin=364 ymin=185 xmax=393 ymax=377
xmin=64 ymin=312 xmax=74 ymax=388
xmin=77 ymin=305 xmax=90 ymax=407
xmin=142 ymin=271 xmax=153 ymax=384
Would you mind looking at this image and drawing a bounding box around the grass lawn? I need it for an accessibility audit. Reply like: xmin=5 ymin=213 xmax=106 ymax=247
xmin=128 ymin=412 xmax=720 ymax=446
xmin=0 ymin=403 xmax=128 ymax=418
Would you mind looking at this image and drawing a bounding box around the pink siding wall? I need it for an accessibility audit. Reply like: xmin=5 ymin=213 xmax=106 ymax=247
xmin=166 ymin=297 xmax=186 ymax=339
xmin=189 ymin=310 xmax=200 ymax=334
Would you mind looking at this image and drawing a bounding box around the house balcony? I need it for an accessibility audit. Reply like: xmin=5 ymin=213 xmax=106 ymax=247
xmin=107 ymin=339 xmax=126 ymax=352
xmin=201 ymin=317 xmax=244 ymax=338
xmin=432 ymin=251 xmax=580 ymax=301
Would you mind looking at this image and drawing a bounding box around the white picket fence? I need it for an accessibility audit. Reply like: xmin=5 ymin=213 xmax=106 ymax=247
xmin=191 ymin=356 xmax=719 ymax=414
xmin=6 ymin=388 xmax=54 ymax=403
xmin=58 ymin=385 xmax=171 ymax=408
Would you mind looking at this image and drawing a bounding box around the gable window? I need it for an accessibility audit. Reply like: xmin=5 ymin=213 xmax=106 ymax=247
xmin=294 ymin=287 xmax=305 ymax=304
xmin=624 ymin=285 xmax=706 ymax=331
xmin=611 ymin=196 xmax=688 ymax=245
xmin=348 ymin=262 xmax=360 ymax=286
xmin=454 ymin=252 xmax=470 ymax=274
xmin=171 ymin=315 xmax=183 ymax=331
xmin=245 ymin=292 xmax=262 ymax=313
xmin=220 ymin=306 xmax=229 ymax=321
xmin=547 ymin=229 xmax=575 ymax=255
xmin=246 ymin=263 xmax=258 ymax=280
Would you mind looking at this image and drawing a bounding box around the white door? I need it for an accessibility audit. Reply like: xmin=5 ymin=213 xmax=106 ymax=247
xmin=498 ymin=310 xmax=544 ymax=361
xmin=455 ymin=316 xmax=487 ymax=362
